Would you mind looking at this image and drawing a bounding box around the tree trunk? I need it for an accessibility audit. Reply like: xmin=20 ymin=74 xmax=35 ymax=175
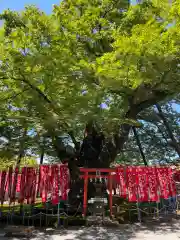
xmin=17 ymin=127 xmax=27 ymax=165
xmin=156 ymin=104 xmax=180 ymax=157
xmin=64 ymin=120 xmax=134 ymax=208
xmin=55 ymin=103 xmax=152 ymax=208
xmin=40 ymin=149 xmax=44 ymax=165
xmin=40 ymin=137 xmax=45 ymax=165
xmin=16 ymin=126 xmax=27 ymax=217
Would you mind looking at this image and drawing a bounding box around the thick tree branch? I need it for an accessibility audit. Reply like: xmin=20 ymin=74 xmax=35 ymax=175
xmin=11 ymin=72 xmax=69 ymax=129
xmin=15 ymin=73 xmax=52 ymax=104
xmin=0 ymin=87 xmax=30 ymax=102
xmin=68 ymin=131 xmax=80 ymax=152
xmin=138 ymin=111 xmax=161 ymax=123
xmin=135 ymin=90 xmax=168 ymax=113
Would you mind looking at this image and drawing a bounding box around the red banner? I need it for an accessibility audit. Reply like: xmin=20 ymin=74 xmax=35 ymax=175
xmin=19 ymin=167 xmax=27 ymax=203
xmin=116 ymin=167 xmax=127 ymax=198
xmin=16 ymin=174 xmax=21 ymax=193
xmin=51 ymin=165 xmax=59 ymax=205
xmin=147 ymin=167 xmax=159 ymax=202
xmin=167 ymin=168 xmax=176 ymax=197
xmin=126 ymin=167 xmax=137 ymax=202
xmin=39 ymin=165 xmax=52 ymax=203
xmin=0 ymin=171 xmax=7 ymax=204
xmin=59 ymin=165 xmax=69 ymax=200
xmin=136 ymin=167 xmax=149 ymax=202
xmin=11 ymin=167 xmax=19 ymax=202
xmin=25 ymin=168 xmax=37 ymax=204
xmin=5 ymin=168 xmax=12 ymax=195
xmin=156 ymin=168 xmax=170 ymax=199
xmin=174 ymin=170 xmax=180 ymax=182
xmin=31 ymin=169 xmax=38 ymax=204
xmin=7 ymin=167 xmax=13 ymax=199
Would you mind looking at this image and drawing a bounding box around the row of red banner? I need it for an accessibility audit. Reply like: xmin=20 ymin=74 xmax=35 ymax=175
xmin=116 ymin=167 xmax=177 ymax=202
xmin=0 ymin=165 xmax=178 ymax=205
xmin=0 ymin=165 xmax=70 ymax=205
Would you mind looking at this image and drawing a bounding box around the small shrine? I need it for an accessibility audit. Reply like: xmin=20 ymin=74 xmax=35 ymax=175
xmin=88 ymin=181 xmax=108 ymax=218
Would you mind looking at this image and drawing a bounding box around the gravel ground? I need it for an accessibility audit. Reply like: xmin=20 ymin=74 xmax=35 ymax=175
xmin=0 ymin=220 xmax=180 ymax=240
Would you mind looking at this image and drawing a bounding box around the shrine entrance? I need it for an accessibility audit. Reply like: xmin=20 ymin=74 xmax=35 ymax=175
xmin=80 ymin=168 xmax=116 ymax=217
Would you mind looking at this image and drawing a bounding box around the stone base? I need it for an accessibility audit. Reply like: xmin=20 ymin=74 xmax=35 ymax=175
xmin=86 ymin=216 xmax=119 ymax=227
xmin=4 ymin=225 xmax=35 ymax=237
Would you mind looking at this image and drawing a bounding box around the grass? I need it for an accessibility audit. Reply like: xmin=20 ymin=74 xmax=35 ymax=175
xmin=0 ymin=200 xmax=44 ymax=213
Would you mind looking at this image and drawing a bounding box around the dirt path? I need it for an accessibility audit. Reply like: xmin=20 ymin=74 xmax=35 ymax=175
xmin=0 ymin=220 xmax=179 ymax=240
xmin=29 ymin=221 xmax=180 ymax=240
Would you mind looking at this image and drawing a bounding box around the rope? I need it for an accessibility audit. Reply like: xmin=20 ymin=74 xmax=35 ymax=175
xmin=3 ymin=202 xmax=82 ymax=219
xmin=4 ymin=206 xmax=176 ymax=219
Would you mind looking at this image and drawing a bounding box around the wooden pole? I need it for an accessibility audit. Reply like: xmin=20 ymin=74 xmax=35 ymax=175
xmin=109 ymin=172 xmax=113 ymax=218
xmin=83 ymin=171 xmax=88 ymax=217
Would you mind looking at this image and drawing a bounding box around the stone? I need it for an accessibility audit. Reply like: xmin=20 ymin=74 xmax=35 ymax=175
xmin=4 ymin=225 xmax=35 ymax=237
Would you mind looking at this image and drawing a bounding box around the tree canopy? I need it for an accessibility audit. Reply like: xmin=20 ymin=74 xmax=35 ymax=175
xmin=0 ymin=0 xmax=180 ymax=166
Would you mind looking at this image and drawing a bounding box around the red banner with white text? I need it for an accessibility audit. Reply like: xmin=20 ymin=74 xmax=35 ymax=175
xmin=59 ymin=164 xmax=69 ymax=201
xmin=51 ymin=165 xmax=59 ymax=205
xmin=126 ymin=167 xmax=137 ymax=202
xmin=136 ymin=167 xmax=149 ymax=202
xmin=116 ymin=167 xmax=127 ymax=198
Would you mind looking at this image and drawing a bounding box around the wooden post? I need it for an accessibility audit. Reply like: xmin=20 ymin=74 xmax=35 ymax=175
xmin=83 ymin=171 xmax=88 ymax=217
xmin=109 ymin=172 xmax=113 ymax=217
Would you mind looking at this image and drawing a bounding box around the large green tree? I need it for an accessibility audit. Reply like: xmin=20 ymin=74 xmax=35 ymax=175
xmin=0 ymin=0 xmax=180 ymax=173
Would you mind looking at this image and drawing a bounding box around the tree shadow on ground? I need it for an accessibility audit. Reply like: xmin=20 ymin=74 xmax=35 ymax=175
xmin=30 ymin=225 xmax=136 ymax=240
xmin=29 ymin=217 xmax=180 ymax=240
xmin=1 ymin=217 xmax=180 ymax=240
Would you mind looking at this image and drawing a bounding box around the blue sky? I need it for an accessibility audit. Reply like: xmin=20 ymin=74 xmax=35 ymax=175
xmin=0 ymin=0 xmax=61 ymax=14
xmin=0 ymin=0 xmax=137 ymax=14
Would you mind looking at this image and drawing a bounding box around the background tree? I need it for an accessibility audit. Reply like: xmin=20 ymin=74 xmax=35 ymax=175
xmin=119 ymin=101 xmax=180 ymax=165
